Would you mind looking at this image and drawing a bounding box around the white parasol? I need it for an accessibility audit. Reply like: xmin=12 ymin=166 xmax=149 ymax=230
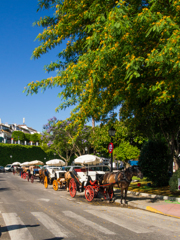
xmin=29 ymin=160 xmax=44 ymax=166
xmin=12 ymin=162 xmax=21 ymax=166
xmin=46 ymin=159 xmax=65 ymax=167
xmin=20 ymin=162 xmax=30 ymax=166
xmin=74 ymin=154 xmax=103 ymax=165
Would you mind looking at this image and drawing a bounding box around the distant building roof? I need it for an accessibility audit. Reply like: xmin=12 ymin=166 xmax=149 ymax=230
xmin=18 ymin=125 xmax=38 ymax=133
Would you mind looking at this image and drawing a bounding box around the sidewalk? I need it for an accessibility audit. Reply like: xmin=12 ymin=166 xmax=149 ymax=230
xmin=114 ymin=190 xmax=180 ymax=219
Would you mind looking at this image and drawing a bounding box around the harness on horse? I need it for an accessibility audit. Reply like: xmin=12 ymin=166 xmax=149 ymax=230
xmin=115 ymin=170 xmax=132 ymax=184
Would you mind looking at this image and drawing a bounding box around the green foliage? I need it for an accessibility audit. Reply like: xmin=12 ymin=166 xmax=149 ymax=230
xmin=90 ymin=120 xmax=144 ymax=158
xmin=25 ymin=0 xmax=180 ymax=124
xmin=11 ymin=131 xmax=41 ymax=143
xmin=24 ymin=133 xmax=31 ymax=141
xmin=139 ymin=140 xmax=170 ymax=187
xmin=113 ymin=141 xmax=140 ymax=164
xmin=169 ymin=169 xmax=180 ymax=192
xmin=11 ymin=131 xmax=25 ymax=141
xmin=41 ymin=117 xmax=91 ymax=164
xmin=90 ymin=124 xmax=111 ymax=156
xmin=24 ymin=0 xmax=180 ymax=168
xmin=30 ymin=133 xmax=41 ymax=142
xmin=0 ymin=143 xmax=56 ymax=166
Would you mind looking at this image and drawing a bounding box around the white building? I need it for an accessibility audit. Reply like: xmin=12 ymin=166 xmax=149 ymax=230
xmin=0 ymin=118 xmax=39 ymax=144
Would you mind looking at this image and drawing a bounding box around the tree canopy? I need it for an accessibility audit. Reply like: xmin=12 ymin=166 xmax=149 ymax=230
xmin=90 ymin=121 xmax=144 ymax=160
xmin=25 ymin=0 xmax=180 ymax=167
xmin=41 ymin=117 xmax=91 ymax=164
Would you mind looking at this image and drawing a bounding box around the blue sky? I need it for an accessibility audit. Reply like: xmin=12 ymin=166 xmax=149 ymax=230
xmin=0 ymin=0 xmax=74 ymax=133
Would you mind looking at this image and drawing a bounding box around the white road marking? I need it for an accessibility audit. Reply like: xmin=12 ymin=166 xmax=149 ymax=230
xmin=86 ymin=209 xmax=152 ymax=234
xmin=63 ymin=211 xmax=115 ymax=235
xmin=31 ymin=212 xmax=68 ymax=238
xmin=37 ymin=198 xmax=50 ymax=202
xmin=2 ymin=213 xmax=34 ymax=240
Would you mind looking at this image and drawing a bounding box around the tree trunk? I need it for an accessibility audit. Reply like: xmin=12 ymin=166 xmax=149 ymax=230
xmin=92 ymin=118 xmax=95 ymax=128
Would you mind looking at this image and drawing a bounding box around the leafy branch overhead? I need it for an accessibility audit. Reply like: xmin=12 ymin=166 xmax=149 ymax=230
xmin=24 ymin=0 xmax=180 ymax=168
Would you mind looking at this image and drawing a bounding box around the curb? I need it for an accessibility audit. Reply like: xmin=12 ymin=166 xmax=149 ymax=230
xmin=145 ymin=206 xmax=180 ymax=219
xmin=114 ymin=190 xmax=180 ymax=219
xmin=127 ymin=190 xmax=180 ymax=202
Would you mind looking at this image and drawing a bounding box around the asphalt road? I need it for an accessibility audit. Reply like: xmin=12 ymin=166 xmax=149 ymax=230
xmin=0 ymin=172 xmax=180 ymax=240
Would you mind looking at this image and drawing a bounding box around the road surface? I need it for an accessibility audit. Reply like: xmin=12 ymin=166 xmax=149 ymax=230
xmin=0 ymin=172 xmax=180 ymax=240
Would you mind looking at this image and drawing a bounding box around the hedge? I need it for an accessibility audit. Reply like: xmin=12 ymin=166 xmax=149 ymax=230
xmin=0 ymin=143 xmax=58 ymax=166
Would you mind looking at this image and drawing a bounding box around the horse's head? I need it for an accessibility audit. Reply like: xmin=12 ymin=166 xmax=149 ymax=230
xmin=132 ymin=166 xmax=143 ymax=179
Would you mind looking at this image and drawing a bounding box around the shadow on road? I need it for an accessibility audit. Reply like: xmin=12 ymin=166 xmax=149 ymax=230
xmin=44 ymin=238 xmax=64 ymax=240
xmin=0 ymin=188 xmax=10 ymax=191
xmin=115 ymin=191 xmax=163 ymax=203
xmin=72 ymin=191 xmax=162 ymax=207
xmin=0 ymin=224 xmax=40 ymax=236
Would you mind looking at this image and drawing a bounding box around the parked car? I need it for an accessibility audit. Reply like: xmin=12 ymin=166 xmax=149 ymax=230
xmin=4 ymin=164 xmax=13 ymax=172
xmin=0 ymin=166 xmax=5 ymax=172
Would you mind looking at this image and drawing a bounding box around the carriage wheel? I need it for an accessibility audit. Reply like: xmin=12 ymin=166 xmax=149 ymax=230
xmin=69 ymin=178 xmax=76 ymax=198
xmin=108 ymin=189 xmax=114 ymax=201
xmin=44 ymin=176 xmax=48 ymax=189
xmin=94 ymin=186 xmax=99 ymax=198
xmin=103 ymin=188 xmax=114 ymax=201
xmin=23 ymin=173 xmax=26 ymax=179
xmin=85 ymin=185 xmax=95 ymax=202
xmin=53 ymin=180 xmax=58 ymax=191
xmin=21 ymin=172 xmax=23 ymax=178
xmin=31 ymin=175 xmax=34 ymax=183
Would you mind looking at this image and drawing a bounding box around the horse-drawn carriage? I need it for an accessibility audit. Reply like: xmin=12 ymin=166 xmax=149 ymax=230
xmin=20 ymin=160 xmax=44 ymax=183
xmin=68 ymin=155 xmax=115 ymax=202
xmin=68 ymin=155 xmax=143 ymax=203
xmin=43 ymin=159 xmax=67 ymax=190
xmin=12 ymin=162 xmax=22 ymax=175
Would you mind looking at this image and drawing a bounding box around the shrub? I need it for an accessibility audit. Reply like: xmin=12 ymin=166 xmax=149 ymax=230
xmin=138 ymin=140 xmax=170 ymax=187
xmin=11 ymin=131 xmax=25 ymax=141
xmin=30 ymin=133 xmax=41 ymax=143
xmin=169 ymin=169 xmax=180 ymax=192
xmin=24 ymin=133 xmax=31 ymax=141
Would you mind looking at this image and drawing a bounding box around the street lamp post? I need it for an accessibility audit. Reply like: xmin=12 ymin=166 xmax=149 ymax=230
xmin=108 ymin=127 xmax=116 ymax=172
xmin=85 ymin=147 xmax=88 ymax=154
xmin=10 ymin=155 xmax=12 ymax=164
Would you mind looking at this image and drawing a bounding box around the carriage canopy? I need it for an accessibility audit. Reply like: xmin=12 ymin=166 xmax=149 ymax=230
xmin=12 ymin=162 xmax=21 ymax=166
xmin=29 ymin=160 xmax=44 ymax=166
xmin=74 ymin=154 xmax=103 ymax=165
xmin=46 ymin=159 xmax=65 ymax=166
xmin=20 ymin=161 xmax=30 ymax=166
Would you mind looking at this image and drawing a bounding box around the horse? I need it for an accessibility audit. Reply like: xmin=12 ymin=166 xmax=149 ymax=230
xmin=38 ymin=169 xmax=49 ymax=184
xmin=103 ymin=166 xmax=143 ymax=204
xmin=16 ymin=167 xmax=23 ymax=175
xmin=64 ymin=171 xmax=73 ymax=191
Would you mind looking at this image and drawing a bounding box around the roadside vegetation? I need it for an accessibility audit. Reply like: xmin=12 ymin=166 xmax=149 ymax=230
xmin=129 ymin=176 xmax=180 ymax=198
